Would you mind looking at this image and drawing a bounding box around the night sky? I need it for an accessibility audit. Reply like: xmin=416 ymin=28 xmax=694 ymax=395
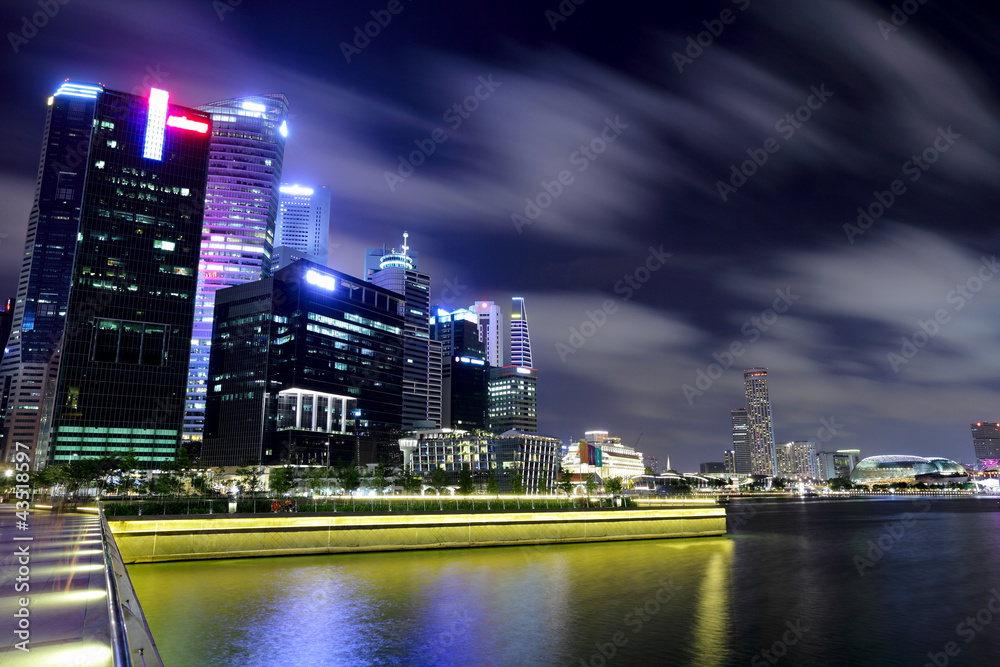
xmin=3 ymin=0 xmax=1000 ymax=471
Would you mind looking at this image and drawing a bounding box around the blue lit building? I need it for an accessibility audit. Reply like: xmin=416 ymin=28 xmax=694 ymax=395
xmin=203 ymin=260 xmax=405 ymax=466
xmin=183 ymin=94 xmax=288 ymax=447
xmin=1 ymin=82 xmax=212 ymax=468
xmin=275 ymin=184 xmax=330 ymax=265
xmin=431 ymin=307 xmax=488 ymax=430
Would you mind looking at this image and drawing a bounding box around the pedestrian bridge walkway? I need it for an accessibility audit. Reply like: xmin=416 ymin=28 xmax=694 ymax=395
xmin=0 ymin=503 xmax=161 ymax=666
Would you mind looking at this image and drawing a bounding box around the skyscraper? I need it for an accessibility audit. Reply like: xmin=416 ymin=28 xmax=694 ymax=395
xmin=774 ymin=441 xmax=818 ymax=479
xmin=730 ymin=408 xmax=751 ymax=474
xmin=203 ymin=260 xmax=405 ymax=466
xmin=743 ymin=368 xmax=777 ymax=476
xmin=970 ymin=422 xmax=1000 ymax=466
xmin=183 ymin=94 xmax=288 ymax=447
xmin=1 ymin=82 xmax=211 ymax=468
xmin=488 ymin=365 xmax=537 ymax=433
xmin=469 ymin=300 xmax=503 ymax=368
xmin=365 ymin=234 xmax=443 ymax=429
xmin=431 ymin=307 xmax=488 ymax=429
xmin=509 ymin=297 xmax=532 ymax=367
xmin=275 ymin=184 xmax=330 ymax=264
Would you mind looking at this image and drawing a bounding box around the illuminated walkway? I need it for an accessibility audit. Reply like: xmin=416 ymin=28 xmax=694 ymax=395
xmin=0 ymin=504 xmax=113 ymax=667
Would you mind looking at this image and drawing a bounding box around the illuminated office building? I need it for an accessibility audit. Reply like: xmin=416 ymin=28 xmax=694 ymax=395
xmin=730 ymin=408 xmax=751 ymax=474
xmin=971 ymin=422 xmax=1000 ymax=467
xmin=431 ymin=307 xmax=488 ymax=430
xmin=183 ymin=94 xmax=288 ymax=446
xmin=743 ymin=368 xmax=777 ymax=476
xmin=469 ymin=300 xmax=503 ymax=368
xmin=0 ymin=82 xmax=211 ymax=468
xmin=365 ymin=234 xmax=442 ymax=429
xmin=509 ymin=297 xmax=532 ymax=367
xmin=275 ymin=184 xmax=330 ymax=264
xmin=774 ymin=441 xmax=818 ymax=479
xmin=488 ymin=365 xmax=537 ymax=433
xmin=203 ymin=260 xmax=404 ymax=466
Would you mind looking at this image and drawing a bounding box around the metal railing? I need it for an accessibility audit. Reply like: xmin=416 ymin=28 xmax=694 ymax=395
xmin=97 ymin=502 xmax=164 ymax=667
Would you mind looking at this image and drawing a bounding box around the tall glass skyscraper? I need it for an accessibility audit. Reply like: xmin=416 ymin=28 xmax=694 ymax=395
xmin=469 ymin=300 xmax=503 ymax=368
xmin=730 ymin=408 xmax=751 ymax=474
xmin=183 ymin=94 xmax=288 ymax=446
xmin=0 ymin=82 xmax=212 ymax=468
xmin=365 ymin=234 xmax=442 ymax=429
xmin=743 ymin=368 xmax=777 ymax=476
xmin=509 ymin=297 xmax=532 ymax=367
xmin=275 ymin=184 xmax=330 ymax=264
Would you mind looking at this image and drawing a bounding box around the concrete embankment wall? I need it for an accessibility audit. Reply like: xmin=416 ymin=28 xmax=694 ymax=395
xmin=108 ymin=506 xmax=726 ymax=563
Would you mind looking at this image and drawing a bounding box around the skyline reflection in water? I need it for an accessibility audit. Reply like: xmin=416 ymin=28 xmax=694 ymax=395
xmin=128 ymin=497 xmax=1000 ymax=666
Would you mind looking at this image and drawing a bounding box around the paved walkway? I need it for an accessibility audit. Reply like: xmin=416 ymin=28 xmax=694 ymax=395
xmin=0 ymin=503 xmax=113 ymax=666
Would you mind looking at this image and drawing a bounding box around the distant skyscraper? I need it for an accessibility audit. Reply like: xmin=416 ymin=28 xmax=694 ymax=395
xmin=184 ymin=94 xmax=288 ymax=446
xmin=971 ymin=422 xmax=1000 ymax=466
xmin=488 ymin=365 xmax=537 ymax=433
xmin=730 ymin=408 xmax=751 ymax=474
xmin=431 ymin=307 xmax=488 ymax=429
xmin=275 ymin=184 xmax=330 ymax=264
xmin=743 ymin=368 xmax=777 ymax=476
xmin=509 ymin=297 xmax=532 ymax=367
xmin=775 ymin=441 xmax=818 ymax=479
xmin=271 ymin=245 xmax=324 ymax=272
xmin=1 ymin=82 xmax=211 ymax=468
xmin=724 ymin=449 xmax=736 ymax=474
xmin=817 ymin=450 xmax=861 ymax=480
xmin=365 ymin=233 xmax=442 ymax=429
xmin=469 ymin=301 xmax=503 ymax=368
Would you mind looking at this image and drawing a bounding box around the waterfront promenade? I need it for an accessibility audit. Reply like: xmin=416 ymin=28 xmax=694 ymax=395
xmin=0 ymin=504 xmax=112 ymax=667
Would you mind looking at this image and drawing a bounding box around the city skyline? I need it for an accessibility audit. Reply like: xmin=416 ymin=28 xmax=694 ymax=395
xmin=2 ymin=1 xmax=1000 ymax=470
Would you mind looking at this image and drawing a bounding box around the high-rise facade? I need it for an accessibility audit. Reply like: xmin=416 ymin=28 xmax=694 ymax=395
xmin=724 ymin=449 xmax=736 ymax=474
xmin=509 ymin=297 xmax=532 ymax=367
xmin=730 ymin=408 xmax=751 ymax=474
xmin=469 ymin=301 xmax=503 ymax=368
xmin=431 ymin=307 xmax=488 ymax=430
xmin=743 ymin=368 xmax=777 ymax=476
xmin=775 ymin=441 xmax=818 ymax=479
xmin=488 ymin=365 xmax=537 ymax=433
xmin=971 ymin=422 xmax=1000 ymax=466
xmin=365 ymin=234 xmax=442 ymax=429
xmin=1 ymin=83 xmax=212 ymax=468
xmin=203 ymin=260 xmax=405 ymax=466
xmin=817 ymin=449 xmax=861 ymax=480
xmin=183 ymin=94 xmax=288 ymax=447
xmin=275 ymin=184 xmax=330 ymax=264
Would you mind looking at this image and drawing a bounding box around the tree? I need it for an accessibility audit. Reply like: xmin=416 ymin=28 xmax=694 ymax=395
xmin=772 ymin=477 xmax=788 ymax=490
xmin=234 ymin=463 xmax=265 ymax=497
xmin=828 ymin=477 xmax=853 ymax=491
xmin=399 ymin=465 xmax=423 ymax=494
xmin=557 ymin=470 xmax=573 ymax=497
xmin=583 ymin=474 xmax=597 ymax=497
xmin=486 ymin=470 xmax=499 ymax=496
xmin=605 ymin=477 xmax=623 ymax=495
xmin=429 ymin=467 xmax=450 ymax=495
xmin=371 ymin=459 xmax=393 ymax=495
xmin=511 ymin=470 xmax=524 ymax=495
xmin=306 ymin=467 xmax=327 ymax=495
xmin=334 ymin=461 xmax=361 ymax=495
xmin=269 ymin=466 xmax=296 ymax=495
xmin=457 ymin=464 xmax=475 ymax=495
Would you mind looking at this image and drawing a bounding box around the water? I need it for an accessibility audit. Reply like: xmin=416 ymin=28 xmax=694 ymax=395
xmin=127 ymin=497 xmax=1000 ymax=666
